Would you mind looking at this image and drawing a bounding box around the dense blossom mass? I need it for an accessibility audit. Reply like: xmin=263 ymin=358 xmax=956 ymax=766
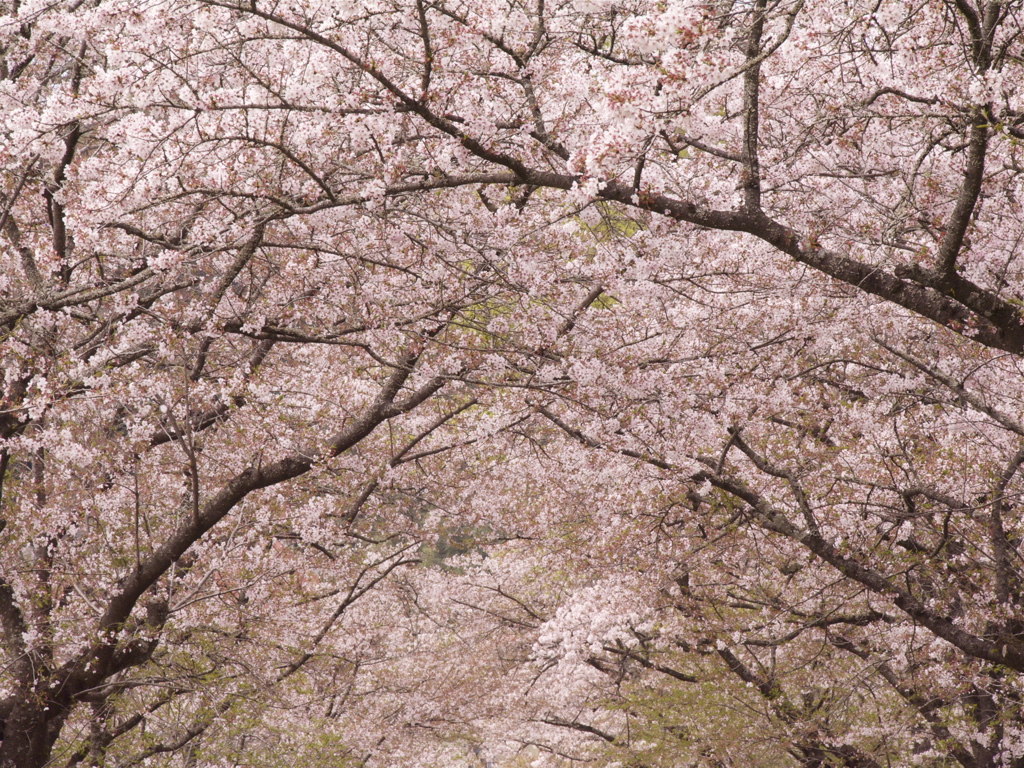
xmin=1 ymin=0 xmax=1024 ymax=766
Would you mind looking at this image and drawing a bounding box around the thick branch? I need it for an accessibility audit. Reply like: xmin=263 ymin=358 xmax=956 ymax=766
xmin=740 ymin=0 xmax=766 ymax=211
xmin=989 ymin=446 xmax=1024 ymax=604
xmin=0 ymin=576 xmax=29 ymax=680
xmin=936 ymin=118 xmax=988 ymax=279
xmin=698 ymin=469 xmax=1024 ymax=672
xmin=65 ymin=347 xmax=447 ymax=697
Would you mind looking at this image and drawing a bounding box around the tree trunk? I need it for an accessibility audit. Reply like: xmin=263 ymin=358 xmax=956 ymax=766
xmin=0 ymin=698 xmax=67 ymax=768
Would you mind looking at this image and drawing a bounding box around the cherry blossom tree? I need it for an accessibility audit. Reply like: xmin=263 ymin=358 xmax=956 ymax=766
xmin=0 ymin=1 xmax=592 ymax=764
xmin=2 ymin=0 xmax=1024 ymax=767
